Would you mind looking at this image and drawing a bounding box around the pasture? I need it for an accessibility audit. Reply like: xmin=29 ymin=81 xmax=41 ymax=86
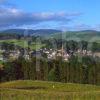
xmin=0 ymin=80 xmax=100 ymax=100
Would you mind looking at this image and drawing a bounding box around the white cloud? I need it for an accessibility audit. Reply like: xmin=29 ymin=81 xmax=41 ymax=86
xmin=0 ymin=7 xmax=81 ymax=29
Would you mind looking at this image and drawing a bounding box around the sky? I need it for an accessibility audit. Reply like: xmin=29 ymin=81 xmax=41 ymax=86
xmin=0 ymin=0 xmax=100 ymax=31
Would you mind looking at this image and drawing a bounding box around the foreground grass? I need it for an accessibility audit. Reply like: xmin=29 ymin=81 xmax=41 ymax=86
xmin=0 ymin=80 xmax=100 ymax=100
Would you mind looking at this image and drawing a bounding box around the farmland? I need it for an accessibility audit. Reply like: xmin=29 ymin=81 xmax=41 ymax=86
xmin=0 ymin=39 xmax=45 ymax=50
xmin=0 ymin=80 xmax=100 ymax=100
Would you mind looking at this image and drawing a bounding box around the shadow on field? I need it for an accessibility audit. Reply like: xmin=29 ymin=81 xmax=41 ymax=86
xmin=12 ymin=86 xmax=47 ymax=90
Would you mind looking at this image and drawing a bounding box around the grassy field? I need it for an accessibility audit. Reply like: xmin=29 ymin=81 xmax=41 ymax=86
xmin=0 ymin=80 xmax=100 ymax=100
xmin=0 ymin=39 xmax=45 ymax=50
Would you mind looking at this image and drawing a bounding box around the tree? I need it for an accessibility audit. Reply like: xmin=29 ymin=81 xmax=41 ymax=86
xmin=54 ymin=60 xmax=61 ymax=82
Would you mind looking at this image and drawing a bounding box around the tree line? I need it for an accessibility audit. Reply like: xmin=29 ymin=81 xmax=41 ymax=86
xmin=0 ymin=56 xmax=100 ymax=85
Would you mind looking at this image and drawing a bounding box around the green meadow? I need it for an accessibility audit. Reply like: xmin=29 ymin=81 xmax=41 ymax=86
xmin=0 ymin=80 xmax=100 ymax=100
xmin=0 ymin=39 xmax=45 ymax=50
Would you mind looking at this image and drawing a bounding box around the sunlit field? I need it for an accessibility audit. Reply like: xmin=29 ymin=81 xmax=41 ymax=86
xmin=0 ymin=39 xmax=45 ymax=50
xmin=0 ymin=80 xmax=100 ymax=100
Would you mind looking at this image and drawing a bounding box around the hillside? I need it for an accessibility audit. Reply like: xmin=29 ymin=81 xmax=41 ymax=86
xmin=0 ymin=29 xmax=100 ymax=43
xmin=0 ymin=29 xmax=62 ymax=36
xmin=0 ymin=80 xmax=100 ymax=100
xmin=50 ymin=30 xmax=100 ymax=42
xmin=0 ymin=39 xmax=45 ymax=50
xmin=0 ymin=29 xmax=100 ymax=42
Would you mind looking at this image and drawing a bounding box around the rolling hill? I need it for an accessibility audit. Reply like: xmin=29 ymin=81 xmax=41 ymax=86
xmin=50 ymin=30 xmax=100 ymax=42
xmin=0 ymin=29 xmax=62 ymax=36
xmin=0 ymin=29 xmax=100 ymax=42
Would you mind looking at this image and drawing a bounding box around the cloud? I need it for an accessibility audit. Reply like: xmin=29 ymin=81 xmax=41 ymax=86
xmin=0 ymin=7 xmax=81 ymax=29
xmin=53 ymin=23 xmax=98 ymax=31
xmin=71 ymin=24 xmax=100 ymax=31
xmin=0 ymin=0 xmax=6 ymax=3
xmin=72 ymin=24 xmax=93 ymax=30
xmin=93 ymin=24 xmax=100 ymax=31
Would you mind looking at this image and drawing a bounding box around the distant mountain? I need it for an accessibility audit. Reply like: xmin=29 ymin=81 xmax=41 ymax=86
xmin=1 ymin=29 xmax=62 ymax=36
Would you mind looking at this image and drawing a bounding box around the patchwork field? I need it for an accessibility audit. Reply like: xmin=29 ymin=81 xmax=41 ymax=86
xmin=0 ymin=80 xmax=100 ymax=100
xmin=0 ymin=39 xmax=45 ymax=50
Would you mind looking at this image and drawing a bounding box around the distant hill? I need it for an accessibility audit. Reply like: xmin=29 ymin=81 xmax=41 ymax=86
xmin=0 ymin=29 xmax=100 ymax=42
xmin=1 ymin=29 xmax=62 ymax=36
xmin=50 ymin=30 xmax=100 ymax=42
